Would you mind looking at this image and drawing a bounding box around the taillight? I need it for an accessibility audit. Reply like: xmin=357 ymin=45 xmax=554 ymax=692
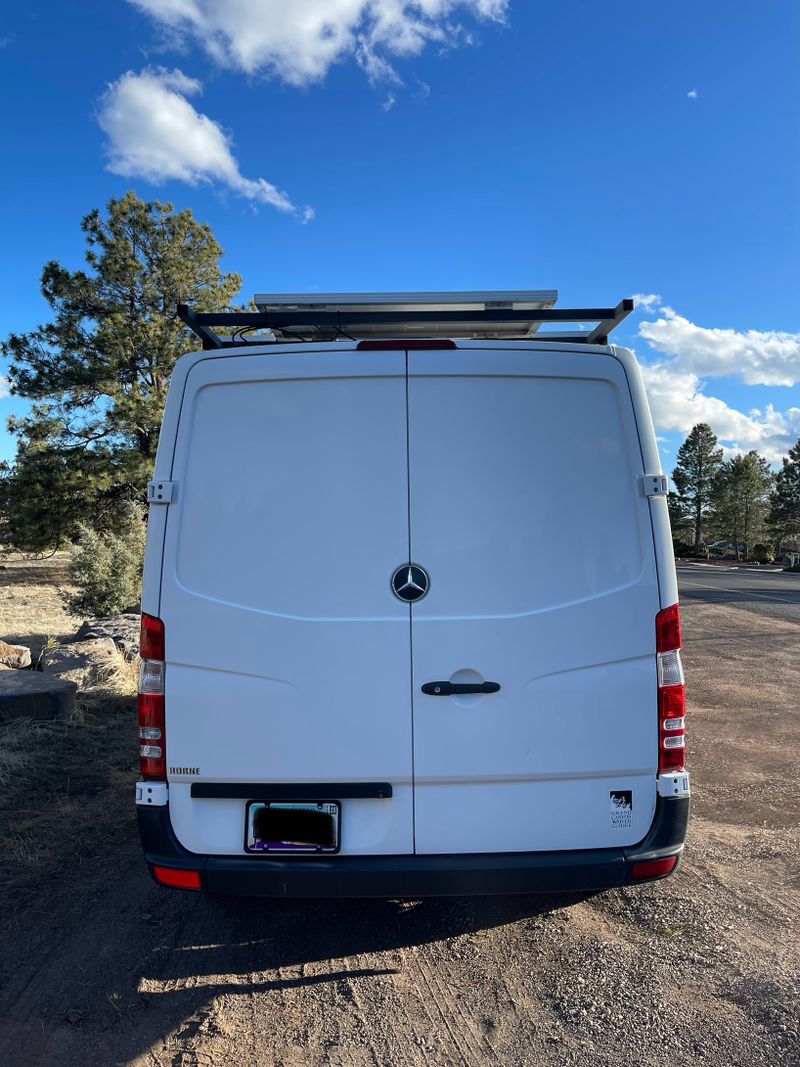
xmin=138 ymin=613 xmax=165 ymax=780
xmin=656 ymin=604 xmax=685 ymax=773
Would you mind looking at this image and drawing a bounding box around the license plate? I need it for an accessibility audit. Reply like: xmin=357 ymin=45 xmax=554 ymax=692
xmin=245 ymin=801 xmax=340 ymax=854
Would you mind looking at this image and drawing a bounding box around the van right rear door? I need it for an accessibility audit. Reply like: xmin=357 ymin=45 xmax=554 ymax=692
xmin=407 ymin=347 xmax=661 ymax=855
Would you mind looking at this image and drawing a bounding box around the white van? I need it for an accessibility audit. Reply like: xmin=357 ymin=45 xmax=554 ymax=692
xmin=136 ymin=292 xmax=690 ymax=896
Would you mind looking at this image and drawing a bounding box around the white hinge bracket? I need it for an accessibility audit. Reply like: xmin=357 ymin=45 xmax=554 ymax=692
xmin=657 ymin=772 xmax=691 ymax=798
xmin=147 ymin=480 xmax=177 ymax=504
xmin=641 ymin=474 xmax=668 ymax=498
xmin=136 ymin=781 xmax=168 ymax=806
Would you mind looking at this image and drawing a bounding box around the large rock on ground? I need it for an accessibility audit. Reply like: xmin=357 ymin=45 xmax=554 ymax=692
xmin=0 ymin=672 xmax=77 ymax=722
xmin=40 ymin=637 xmax=120 ymax=688
xmin=74 ymin=615 xmax=140 ymax=659
xmin=0 ymin=640 xmax=32 ymax=670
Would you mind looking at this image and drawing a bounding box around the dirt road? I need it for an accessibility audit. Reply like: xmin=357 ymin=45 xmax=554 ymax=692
xmin=0 ymin=597 xmax=797 ymax=1067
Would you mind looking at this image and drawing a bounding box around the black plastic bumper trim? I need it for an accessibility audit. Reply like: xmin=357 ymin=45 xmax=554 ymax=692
xmin=190 ymin=782 xmax=393 ymax=801
xmin=138 ymin=794 xmax=690 ymax=898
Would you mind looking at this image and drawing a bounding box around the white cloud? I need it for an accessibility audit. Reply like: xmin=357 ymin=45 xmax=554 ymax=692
xmin=639 ymin=307 xmax=800 ymax=386
xmin=640 ymin=363 xmax=800 ymax=464
xmin=127 ymin=0 xmax=508 ymax=87
xmin=382 ymin=93 xmax=397 ymax=111
xmin=687 ymin=89 xmax=698 ymax=99
xmin=0 ymin=376 xmax=10 ymax=399
xmin=98 ymin=68 xmax=310 ymax=215
xmin=632 ymin=292 xmax=662 ymax=312
xmin=635 ymin=304 xmax=800 ymax=463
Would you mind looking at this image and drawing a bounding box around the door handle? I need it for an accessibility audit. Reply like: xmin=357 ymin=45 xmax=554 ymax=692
xmin=421 ymin=681 xmax=501 ymax=696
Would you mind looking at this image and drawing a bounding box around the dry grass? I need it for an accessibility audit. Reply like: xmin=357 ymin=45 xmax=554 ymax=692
xmin=0 ymin=551 xmax=80 ymax=660
xmin=0 ymin=703 xmax=137 ymax=911
xmin=0 ymin=552 xmax=140 ymax=913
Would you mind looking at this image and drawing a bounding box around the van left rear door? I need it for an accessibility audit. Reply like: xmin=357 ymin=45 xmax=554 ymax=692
xmin=158 ymin=349 xmax=414 ymax=857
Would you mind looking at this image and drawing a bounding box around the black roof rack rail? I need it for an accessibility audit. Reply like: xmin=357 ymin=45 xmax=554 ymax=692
xmin=177 ymin=293 xmax=634 ymax=350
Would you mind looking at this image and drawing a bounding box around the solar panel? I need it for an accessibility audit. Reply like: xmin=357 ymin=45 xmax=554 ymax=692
xmin=252 ymin=291 xmax=558 ymax=340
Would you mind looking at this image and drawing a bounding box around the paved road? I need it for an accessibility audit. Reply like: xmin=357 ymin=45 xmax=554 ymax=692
xmin=677 ymin=562 xmax=800 ymax=625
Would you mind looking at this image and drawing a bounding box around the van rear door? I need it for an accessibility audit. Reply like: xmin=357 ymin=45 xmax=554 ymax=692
xmin=407 ymin=347 xmax=660 ymax=854
xmin=159 ymin=350 xmax=414 ymax=856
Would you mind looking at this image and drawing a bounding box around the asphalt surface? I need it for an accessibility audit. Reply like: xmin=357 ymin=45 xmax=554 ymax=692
xmin=677 ymin=563 xmax=800 ymax=626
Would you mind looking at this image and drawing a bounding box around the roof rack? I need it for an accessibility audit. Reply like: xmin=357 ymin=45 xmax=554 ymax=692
xmin=177 ymin=292 xmax=634 ymax=350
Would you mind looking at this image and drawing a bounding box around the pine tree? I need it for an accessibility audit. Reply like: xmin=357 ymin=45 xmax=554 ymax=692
xmin=711 ymin=451 xmax=774 ymax=560
xmin=1 ymin=192 xmax=242 ymax=551
xmin=672 ymin=424 xmax=724 ymax=553
xmin=769 ymin=438 xmax=800 ymax=547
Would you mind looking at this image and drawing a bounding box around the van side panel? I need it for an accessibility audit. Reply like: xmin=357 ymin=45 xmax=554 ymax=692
xmin=408 ymin=349 xmax=660 ymax=853
xmin=159 ymin=351 xmax=414 ymax=856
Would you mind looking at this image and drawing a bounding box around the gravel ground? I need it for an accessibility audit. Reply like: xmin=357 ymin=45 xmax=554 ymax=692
xmin=0 ymin=597 xmax=797 ymax=1067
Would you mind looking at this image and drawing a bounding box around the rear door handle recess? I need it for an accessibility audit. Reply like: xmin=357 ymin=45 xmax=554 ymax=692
xmin=421 ymin=681 xmax=501 ymax=696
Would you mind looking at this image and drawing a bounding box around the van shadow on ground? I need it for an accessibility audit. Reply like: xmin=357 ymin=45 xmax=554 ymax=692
xmin=1 ymin=849 xmax=593 ymax=1066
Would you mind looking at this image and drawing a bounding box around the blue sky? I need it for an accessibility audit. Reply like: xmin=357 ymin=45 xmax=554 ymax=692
xmin=1 ymin=1 xmax=798 ymax=468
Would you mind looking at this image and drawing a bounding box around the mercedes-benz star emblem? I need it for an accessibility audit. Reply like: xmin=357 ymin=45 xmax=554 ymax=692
xmin=391 ymin=564 xmax=429 ymax=602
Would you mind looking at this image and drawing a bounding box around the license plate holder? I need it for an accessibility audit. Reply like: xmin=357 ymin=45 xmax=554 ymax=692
xmin=245 ymin=801 xmax=340 ymax=854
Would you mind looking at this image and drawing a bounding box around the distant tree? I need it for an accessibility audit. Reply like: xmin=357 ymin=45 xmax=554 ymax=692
xmin=0 ymin=444 xmax=94 ymax=555
xmin=711 ymin=451 xmax=774 ymax=560
xmin=769 ymin=437 xmax=800 ymax=549
xmin=1 ymin=191 xmax=241 ymax=552
xmin=672 ymin=424 xmax=724 ymax=553
xmin=667 ymin=490 xmax=693 ymax=550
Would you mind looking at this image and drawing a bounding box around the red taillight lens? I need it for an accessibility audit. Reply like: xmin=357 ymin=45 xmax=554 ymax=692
xmin=659 ymin=684 xmax=686 ymax=718
xmin=152 ymin=866 xmax=202 ymax=890
xmin=656 ymin=604 xmax=686 ymax=773
xmin=138 ymin=614 xmax=165 ymax=780
xmin=138 ymin=692 xmax=165 ymax=779
xmin=656 ymin=603 xmax=682 ymax=653
xmin=140 ymin=613 xmax=165 ymax=660
xmin=630 ymin=856 xmax=678 ymax=880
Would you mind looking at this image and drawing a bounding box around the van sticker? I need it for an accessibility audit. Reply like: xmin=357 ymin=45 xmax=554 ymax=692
xmin=610 ymin=790 xmax=633 ymax=829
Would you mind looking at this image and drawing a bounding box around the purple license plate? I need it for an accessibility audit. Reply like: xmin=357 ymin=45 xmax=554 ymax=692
xmin=245 ymin=801 xmax=340 ymax=853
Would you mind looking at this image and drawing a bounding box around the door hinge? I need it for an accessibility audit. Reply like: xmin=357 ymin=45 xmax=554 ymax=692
xmin=657 ymin=772 xmax=690 ymax=798
xmin=147 ymin=480 xmax=177 ymax=504
xmin=641 ymin=474 xmax=668 ymax=498
xmin=136 ymin=781 xmax=168 ymax=806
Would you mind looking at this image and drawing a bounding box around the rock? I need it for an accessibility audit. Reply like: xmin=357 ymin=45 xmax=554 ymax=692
xmin=0 ymin=639 xmax=32 ymax=670
xmin=0 ymin=672 xmax=77 ymax=722
xmin=74 ymin=615 xmax=140 ymax=659
xmin=41 ymin=637 xmax=120 ymax=688
xmin=0 ymin=663 xmax=11 ymax=671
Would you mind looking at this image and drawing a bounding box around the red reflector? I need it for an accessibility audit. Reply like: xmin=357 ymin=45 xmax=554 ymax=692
xmin=140 ymin=613 xmax=165 ymax=660
xmin=152 ymin=866 xmax=202 ymax=890
xmin=356 ymin=339 xmax=457 ymax=350
xmin=630 ymin=856 xmax=678 ymax=880
xmin=656 ymin=603 xmax=682 ymax=653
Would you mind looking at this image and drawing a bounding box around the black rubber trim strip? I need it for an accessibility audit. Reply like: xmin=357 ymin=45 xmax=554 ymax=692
xmin=190 ymin=782 xmax=393 ymax=801
xmin=138 ymin=795 xmax=690 ymax=897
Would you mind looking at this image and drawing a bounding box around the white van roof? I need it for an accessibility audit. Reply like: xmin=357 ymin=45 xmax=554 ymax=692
xmin=177 ymin=292 xmax=635 ymax=348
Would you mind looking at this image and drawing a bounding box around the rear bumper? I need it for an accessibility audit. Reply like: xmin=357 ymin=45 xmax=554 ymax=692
xmin=137 ymin=795 xmax=690 ymax=898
